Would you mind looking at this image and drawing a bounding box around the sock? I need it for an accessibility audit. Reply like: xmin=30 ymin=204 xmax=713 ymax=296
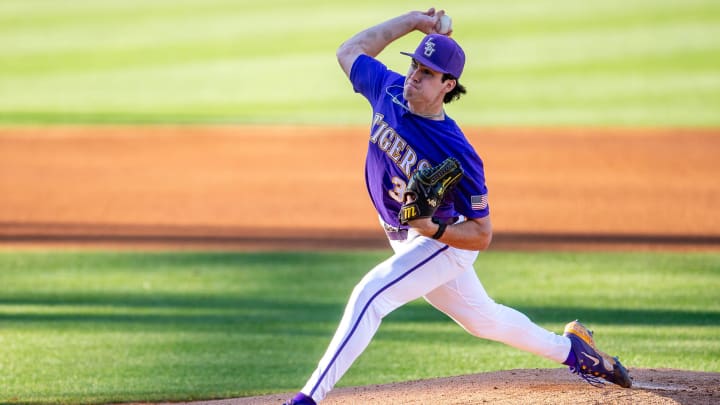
xmin=563 ymin=348 xmax=577 ymax=367
xmin=293 ymin=392 xmax=316 ymax=404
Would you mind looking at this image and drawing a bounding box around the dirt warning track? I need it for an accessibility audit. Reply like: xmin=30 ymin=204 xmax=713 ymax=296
xmin=1 ymin=126 xmax=719 ymax=251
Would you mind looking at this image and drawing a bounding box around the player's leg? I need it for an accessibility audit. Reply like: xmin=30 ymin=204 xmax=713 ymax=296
xmin=299 ymin=238 xmax=464 ymax=403
xmin=423 ymin=263 xmax=632 ymax=388
xmin=423 ymin=264 xmax=571 ymax=362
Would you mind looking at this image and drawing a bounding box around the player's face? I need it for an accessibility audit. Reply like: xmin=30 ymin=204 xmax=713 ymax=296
xmin=403 ymin=59 xmax=450 ymax=106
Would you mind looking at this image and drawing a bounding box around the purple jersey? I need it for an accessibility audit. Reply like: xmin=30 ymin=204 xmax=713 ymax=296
xmin=350 ymin=54 xmax=490 ymax=229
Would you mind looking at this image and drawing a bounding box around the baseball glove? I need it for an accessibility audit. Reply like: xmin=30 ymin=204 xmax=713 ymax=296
xmin=398 ymin=157 xmax=464 ymax=225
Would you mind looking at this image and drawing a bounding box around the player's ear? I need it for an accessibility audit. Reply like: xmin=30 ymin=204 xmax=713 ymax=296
xmin=444 ymin=79 xmax=456 ymax=93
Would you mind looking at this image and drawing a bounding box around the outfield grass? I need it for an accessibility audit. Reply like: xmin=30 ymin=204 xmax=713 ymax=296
xmin=1 ymin=0 xmax=719 ymax=126
xmin=0 ymin=250 xmax=718 ymax=404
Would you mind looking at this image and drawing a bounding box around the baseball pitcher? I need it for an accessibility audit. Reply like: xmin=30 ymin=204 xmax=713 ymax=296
xmin=284 ymin=8 xmax=631 ymax=405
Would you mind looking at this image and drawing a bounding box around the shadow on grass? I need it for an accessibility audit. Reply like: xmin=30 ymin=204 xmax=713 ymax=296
xmin=2 ymin=250 xmax=717 ymax=333
xmin=387 ymin=301 xmax=720 ymax=326
xmin=0 ymin=293 xmax=717 ymax=329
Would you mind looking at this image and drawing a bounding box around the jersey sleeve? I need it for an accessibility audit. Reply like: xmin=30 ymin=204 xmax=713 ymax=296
xmin=453 ymin=152 xmax=490 ymax=219
xmin=349 ymin=54 xmax=402 ymax=105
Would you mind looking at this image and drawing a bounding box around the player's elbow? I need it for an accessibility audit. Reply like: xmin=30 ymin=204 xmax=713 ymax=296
xmin=336 ymin=41 xmax=363 ymax=77
xmin=459 ymin=232 xmax=491 ymax=252
xmin=469 ymin=217 xmax=492 ymax=251
xmin=476 ymin=229 xmax=492 ymax=251
xmin=336 ymin=40 xmax=352 ymax=60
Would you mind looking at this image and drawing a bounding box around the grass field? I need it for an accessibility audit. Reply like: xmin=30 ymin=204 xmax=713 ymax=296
xmin=0 ymin=250 xmax=718 ymax=404
xmin=1 ymin=0 xmax=719 ymax=126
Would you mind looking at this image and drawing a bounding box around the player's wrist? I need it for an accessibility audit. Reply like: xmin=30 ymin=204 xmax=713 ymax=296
xmin=407 ymin=217 xmax=432 ymax=236
xmin=410 ymin=10 xmax=437 ymax=34
xmin=408 ymin=218 xmax=447 ymax=239
xmin=432 ymin=223 xmax=447 ymax=240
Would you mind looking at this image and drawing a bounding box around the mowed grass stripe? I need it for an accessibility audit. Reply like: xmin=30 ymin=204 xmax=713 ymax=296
xmin=458 ymin=0 xmax=720 ymax=37
xmin=0 ymin=53 xmax=339 ymax=113
xmin=0 ymin=2 xmax=361 ymax=57
xmin=466 ymin=23 xmax=720 ymax=72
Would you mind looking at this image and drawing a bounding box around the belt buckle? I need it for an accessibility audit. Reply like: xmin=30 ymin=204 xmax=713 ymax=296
xmin=382 ymin=221 xmax=407 ymax=241
xmin=383 ymin=222 xmax=401 ymax=233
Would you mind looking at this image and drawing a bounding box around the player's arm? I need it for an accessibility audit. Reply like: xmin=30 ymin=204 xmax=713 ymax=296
xmin=336 ymin=8 xmax=446 ymax=78
xmin=410 ymin=216 xmax=493 ymax=251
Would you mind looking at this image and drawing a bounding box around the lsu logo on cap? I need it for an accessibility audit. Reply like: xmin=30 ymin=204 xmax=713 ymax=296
xmin=423 ymin=37 xmax=436 ymax=57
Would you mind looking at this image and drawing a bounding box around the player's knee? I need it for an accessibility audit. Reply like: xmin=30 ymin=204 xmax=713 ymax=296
xmin=461 ymin=302 xmax=508 ymax=337
xmin=349 ymin=282 xmax=398 ymax=320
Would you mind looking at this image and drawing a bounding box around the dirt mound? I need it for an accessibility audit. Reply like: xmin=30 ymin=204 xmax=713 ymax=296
xmin=186 ymin=368 xmax=719 ymax=405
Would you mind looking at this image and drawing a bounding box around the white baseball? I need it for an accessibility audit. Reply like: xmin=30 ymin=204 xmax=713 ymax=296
xmin=438 ymin=15 xmax=452 ymax=35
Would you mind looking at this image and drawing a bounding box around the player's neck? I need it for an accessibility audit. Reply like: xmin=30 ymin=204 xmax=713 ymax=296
xmin=407 ymin=102 xmax=445 ymax=120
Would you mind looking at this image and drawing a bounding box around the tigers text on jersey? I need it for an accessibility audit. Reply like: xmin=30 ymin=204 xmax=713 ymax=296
xmin=349 ymin=54 xmax=489 ymax=229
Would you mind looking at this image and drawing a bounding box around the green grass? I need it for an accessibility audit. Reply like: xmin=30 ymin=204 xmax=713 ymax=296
xmin=0 ymin=250 xmax=718 ymax=404
xmin=1 ymin=0 xmax=719 ymax=126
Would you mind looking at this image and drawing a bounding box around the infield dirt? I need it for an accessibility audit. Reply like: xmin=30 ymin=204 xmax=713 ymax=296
xmin=187 ymin=368 xmax=719 ymax=405
xmin=1 ymin=126 xmax=719 ymax=404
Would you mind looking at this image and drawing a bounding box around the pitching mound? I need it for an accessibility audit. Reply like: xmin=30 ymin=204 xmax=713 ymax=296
xmin=181 ymin=368 xmax=718 ymax=405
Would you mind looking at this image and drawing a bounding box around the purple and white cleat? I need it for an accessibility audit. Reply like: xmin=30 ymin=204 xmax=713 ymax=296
xmin=563 ymin=320 xmax=632 ymax=388
xmin=282 ymin=392 xmax=316 ymax=405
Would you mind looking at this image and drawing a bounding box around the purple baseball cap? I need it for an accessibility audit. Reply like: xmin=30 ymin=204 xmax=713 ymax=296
xmin=400 ymin=34 xmax=465 ymax=79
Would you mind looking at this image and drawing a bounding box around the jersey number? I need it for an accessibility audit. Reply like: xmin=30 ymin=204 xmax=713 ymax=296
xmin=389 ymin=176 xmax=406 ymax=203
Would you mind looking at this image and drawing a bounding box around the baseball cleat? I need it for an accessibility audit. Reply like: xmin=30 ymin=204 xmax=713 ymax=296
xmin=282 ymin=392 xmax=316 ymax=405
xmin=563 ymin=320 xmax=632 ymax=388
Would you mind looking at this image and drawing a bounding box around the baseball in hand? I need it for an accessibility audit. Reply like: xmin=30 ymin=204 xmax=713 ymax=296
xmin=437 ymin=15 xmax=452 ymax=35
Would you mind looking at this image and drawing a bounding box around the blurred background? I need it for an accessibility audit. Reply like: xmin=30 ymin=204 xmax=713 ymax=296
xmin=1 ymin=0 xmax=718 ymax=126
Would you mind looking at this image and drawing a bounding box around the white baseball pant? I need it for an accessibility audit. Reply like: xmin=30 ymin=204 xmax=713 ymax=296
xmin=300 ymin=229 xmax=571 ymax=403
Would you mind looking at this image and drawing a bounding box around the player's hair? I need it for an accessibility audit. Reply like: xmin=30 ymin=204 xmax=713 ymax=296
xmin=442 ymin=74 xmax=466 ymax=103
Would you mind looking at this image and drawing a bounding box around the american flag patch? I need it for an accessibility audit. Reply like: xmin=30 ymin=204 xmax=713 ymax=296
xmin=471 ymin=194 xmax=488 ymax=210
